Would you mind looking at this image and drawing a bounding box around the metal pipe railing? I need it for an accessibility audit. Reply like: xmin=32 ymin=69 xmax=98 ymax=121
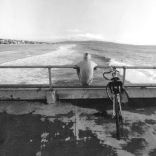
xmin=0 ymin=84 xmax=156 ymax=88
xmin=122 ymin=67 xmax=126 ymax=85
xmin=0 ymin=65 xmax=155 ymax=71
xmin=48 ymin=67 xmax=52 ymax=89
xmin=97 ymin=66 xmax=156 ymax=69
xmin=0 ymin=65 xmax=155 ymax=88
xmin=0 ymin=65 xmax=156 ymax=69
xmin=0 ymin=65 xmax=74 ymax=68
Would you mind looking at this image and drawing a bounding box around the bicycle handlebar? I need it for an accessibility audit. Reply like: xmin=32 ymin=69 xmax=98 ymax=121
xmin=103 ymin=66 xmax=119 ymax=80
xmin=103 ymin=71 xmax=112 ymax=80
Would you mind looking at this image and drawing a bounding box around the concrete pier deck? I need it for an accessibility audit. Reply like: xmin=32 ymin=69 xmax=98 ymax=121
xmin=0 ymin=65 xmax=155 ymax=155
xmin=0 ymin=100 xmax=155 ymax=156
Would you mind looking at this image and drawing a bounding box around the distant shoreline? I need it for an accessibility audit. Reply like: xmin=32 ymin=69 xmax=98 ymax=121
xmin=0 ymin=39 xmax=48 ymax=45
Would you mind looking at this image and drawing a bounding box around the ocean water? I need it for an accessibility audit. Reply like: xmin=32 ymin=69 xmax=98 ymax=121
xmin=0 ymin=41 xmax=156 ymax=85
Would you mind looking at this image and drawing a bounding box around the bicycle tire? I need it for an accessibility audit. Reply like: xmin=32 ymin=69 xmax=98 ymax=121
xmin=115 ymin=94 xmax=122 ymax=140
xmin=106 ymin=84 xmax=113 ymax=101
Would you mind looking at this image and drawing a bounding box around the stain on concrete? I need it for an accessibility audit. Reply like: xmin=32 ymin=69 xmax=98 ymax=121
xmin=0 ymin=112 xmax=118 ymax=156
xmin=0 ymin=102 xmax=156 ymax=156
xmin=145 ymin=119 xmax=156 ymax=125
xmin=131 ymin=121 xmax=147 ymax=135
xmin=121 ymin=138 xmax=148 ymax=156
xmin=149 ymin=148 xmax=156 ymax=156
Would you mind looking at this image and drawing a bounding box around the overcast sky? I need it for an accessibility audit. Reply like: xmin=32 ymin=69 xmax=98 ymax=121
xmin=0 ymin=0 xmax=156 ymax=44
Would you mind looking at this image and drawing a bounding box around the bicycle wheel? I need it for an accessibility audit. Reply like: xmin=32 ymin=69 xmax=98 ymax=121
xmin=115 ymin=94 xmax=122 ymax=140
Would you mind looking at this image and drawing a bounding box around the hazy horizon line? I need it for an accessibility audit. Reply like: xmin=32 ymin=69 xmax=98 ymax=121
xmin=1 ymin=37 xmax=156 ymax=46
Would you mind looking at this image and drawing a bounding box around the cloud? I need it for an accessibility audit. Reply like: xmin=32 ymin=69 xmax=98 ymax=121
xmin=74 ymin=33 xmax=105 ymax=40
xmin=65 ymin=29 xmax=105 ymax=41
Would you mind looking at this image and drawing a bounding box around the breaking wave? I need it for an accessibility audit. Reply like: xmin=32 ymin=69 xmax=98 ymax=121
xmin=0 ymin=45 xmax=78 ymax=84
xmin=110 ymin=58 xmax=156 ymax=84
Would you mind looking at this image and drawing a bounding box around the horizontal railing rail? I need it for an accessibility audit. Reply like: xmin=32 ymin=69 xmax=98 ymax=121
xmin=0 ymin=65 xmax=155 ymax=88
xmin=0 ymin=65 xmax=156 ymax=69
xmin=0 ymin=84 xmax=156 ymax=89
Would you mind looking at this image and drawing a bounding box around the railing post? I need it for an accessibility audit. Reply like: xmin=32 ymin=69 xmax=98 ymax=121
xmin=123 ymin=67 xmax=126 ymax=86
xmin=48 ymin=67 xmax=52 ymax=90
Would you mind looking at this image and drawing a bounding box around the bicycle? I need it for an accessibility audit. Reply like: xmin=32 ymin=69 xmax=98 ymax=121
xmin=103 ymin=66 xmax=126 ymax=140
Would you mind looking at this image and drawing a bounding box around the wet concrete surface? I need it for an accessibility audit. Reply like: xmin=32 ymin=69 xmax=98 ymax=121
xmin=0 ymin=101 xmax=155 ymax=156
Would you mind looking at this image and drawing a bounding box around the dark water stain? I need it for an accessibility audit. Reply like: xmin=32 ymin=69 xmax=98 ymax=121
xmin=121 ymin=138 xmax=148 ymax=156
xmin=128 ymin=101 xmax=156 ymax=109
xmin=79 ymin=111 xmax=113 ymax=123
xmin=55 ymin=111 xmax=74 ymax=118
xmin=131 ymin=121 xmax=147 ymax=135
xmin=145 ymin=119 xmax=156 ymax=125
xmin=93 ymin=111 xmax=111 ymax=118
xmin=63 ymin=99 xmax=112 ymax=112
xmin=0 ymin=112 xmax=117 ymax=156
xmin=121 ymin=128 xmax=130 ymax=139
xmin=0 ymin=113 xmax=43 ymax=156
xmin=110 ymin=128 xmax=130 ymax=140
xmin=149 ymin=148 xmax=156 ymax=156
xmin=153 ymin=127 xmax=156 ymax=135
xmin=93 ymin=112 xmax=114 ymax=125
